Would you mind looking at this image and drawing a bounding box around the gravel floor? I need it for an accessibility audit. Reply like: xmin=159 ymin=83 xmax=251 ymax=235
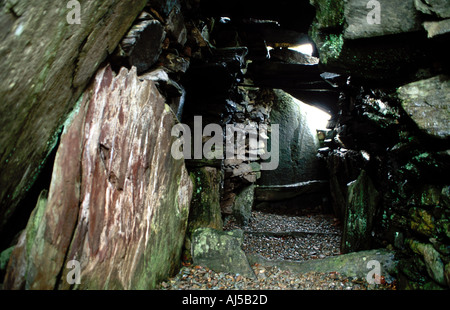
xmin=158 ymin=209 xmax=396 ymax=290
xmin=158 ymin=264 xmax=396 ymax=290
xmin=224 ymin=210 xmax=342 ymax=261
xmin=224 ymin=210 xmax=342 ymax=235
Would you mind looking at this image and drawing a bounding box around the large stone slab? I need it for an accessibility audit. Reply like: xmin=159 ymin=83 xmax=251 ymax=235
xmin=247 ymin=248 xmax=398 ymax=283
xmin=344 ymin=0 xmax=422 ymax=40
xmin=255 ymin=180 xmax=329 ymax=202
xmin=184 ymin=167 xmax=223 ymax=259
xmin=192 ymin=228 xmax=256 ymax=279
xmin=4 ymin=65 xmax=193 ymax=290
xmin=0 ymin=0 xmax=148 ymax=236
xmin=342 ymin=170 xmax=379 ymax=253
xmin=232 ymin=185 xmax=256 ymax=226
xmin=397 ymin=75 xmax=450 ymax=139
xmin=309 ymin=0 xmax=441 ymax=82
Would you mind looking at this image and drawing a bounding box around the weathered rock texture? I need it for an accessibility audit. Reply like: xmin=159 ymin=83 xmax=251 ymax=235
xmin=248 ymin=248 xmax=397 ymax=282
xmin=113 ymin=16 xmax=166 ymax=74
xmin=4 ymin=65 xmax=193 ymax=290
xmin=309 ymin=0 xmax=449 ymax=82
xmin=232 ymin=185 xmax=256 ymax=226
xmin=259 ymin=89 xmax=323 ymax=186
xmin=184 ymin=167 xmax=223 ymax=260
xmin=397 ymin=75 xmax=450 ymax=139
xmin=344 ymin=0 xmax=422 ymax=40
xmin=0 ymin=0 xmax=148 ymax=236
xmin=321 ymin=81 xmax=450 ymax=289
xmin=192 ymin=228 xmax=255 ymax=279
xmin=342 ymin=170 xmax=379 ymax=253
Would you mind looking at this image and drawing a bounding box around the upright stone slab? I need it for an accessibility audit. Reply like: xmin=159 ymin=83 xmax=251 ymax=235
xmin=4 ymin=65 xmax=193 ymax=290
xmin=342 ymin=170 xmax=379 ymax=253
xmin=0 ymin=0 xmax=148 ymax=236
xmin=184 ymin=167 xmax=223 ymax=259
xmin=191 ymin=228 xmax=255 ymax=278
xmin=232 ymin=185 xmax=256 ymax=226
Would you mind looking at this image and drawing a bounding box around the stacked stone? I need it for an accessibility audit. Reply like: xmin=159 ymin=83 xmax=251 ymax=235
xmin=397 ymin=186 xmax=450 ymax=289
xmin=221 ymin=87 xmax=273 ymax=225
xmin=322 ymin=82 xmax=450 ymax=289
xmin=311 ymin=0 xmax=450 ymax=290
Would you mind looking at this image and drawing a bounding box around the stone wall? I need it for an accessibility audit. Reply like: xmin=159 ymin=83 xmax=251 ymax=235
xmin=312 ymin=0 xmax=450 ymax=289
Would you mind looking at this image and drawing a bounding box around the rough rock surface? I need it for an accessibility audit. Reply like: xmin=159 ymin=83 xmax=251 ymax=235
xmin=407 ymin=239 xmax=446 ymax=286
xmin=184 ymin=167 xmax=223 ymax=260
xmin=344 ymin=0 xmax=422 ymax=40
xmin=270 ymin=48 xmax=319 ymax=65
xmin=414 ymin=0 xmax=450 ymax=19
xmin=423 ymin=19 xmax=450 ymax=38
xmin=232 ymin=185 xmax=255 ymax=226
xmin=259 ymin=89 xmax=322 ymax=186
xmin=247 ymin=249 xmax=397 ymax=283
xmin=187 ymin=167 xmax=223 ymax=232
xmin=309 ymin=0 xmax=447 ymax=82
xmin=397 ymin=75 xmax=450 ymax=139
xmin=191 ymin=228 xmax=256 ymax=279
xmin=0 ymin=0 xmax=148 ymax=236
xmin=342 ymin=170 xmax=379 ymax=253
xmin=113 ymin=17 xmax=166 ymax=74
xmin=4 ymin=65 xmax=193 ymax=290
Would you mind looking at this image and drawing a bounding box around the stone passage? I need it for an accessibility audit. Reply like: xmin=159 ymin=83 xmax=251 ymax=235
xmin=1 ymin=0 xmax=449 ymax=291
xmin=160 ymin=200 xmax=398 ymax=290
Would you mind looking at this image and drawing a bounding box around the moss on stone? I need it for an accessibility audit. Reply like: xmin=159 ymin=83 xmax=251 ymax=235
xmin=25 ymin=189 xmax=48 ymax=256
xmin=0 ymin=246 xmax=14 ymax=271
xmin=342 ymin=170 xmax=379 ymax=253
xmin=409 ymin=207 xmax=435 ymax=237
xmin=319 ymin=33 xmax=344 ymax=66
xmin=311 ymin=0 xmax=345 ymax=30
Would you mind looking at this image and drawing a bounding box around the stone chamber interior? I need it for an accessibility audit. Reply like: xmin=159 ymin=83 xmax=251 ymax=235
xmin=0 ymin=0 xmax=449 ymax=290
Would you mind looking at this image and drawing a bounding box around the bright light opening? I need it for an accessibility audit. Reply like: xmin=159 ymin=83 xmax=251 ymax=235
xmin=220 ymin=17 xmax=231 ymax=23
xmin=304 ymin=104 xmax=331 ymax=132
xmin=288 ymin=43 xmax=314 ymax=56
xmin=292 ymin=97 xmax=331 ymax=131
